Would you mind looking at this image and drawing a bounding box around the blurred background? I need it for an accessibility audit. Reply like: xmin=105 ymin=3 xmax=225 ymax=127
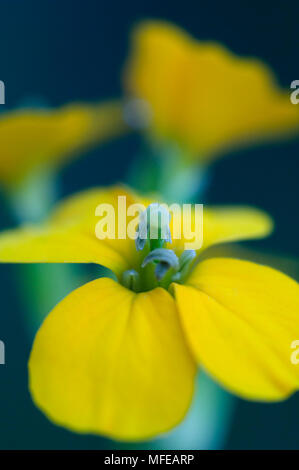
xmin=0 ymin=0 xmax=298 ymax=449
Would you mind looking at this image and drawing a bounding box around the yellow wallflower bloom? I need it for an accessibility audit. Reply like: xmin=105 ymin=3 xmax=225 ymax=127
xmin=0 ymin=101 xmax=126 ymax=186
xmin=0 ymin=186 xmax=298 ymax=441
xmin=125 ymin=21 xmax=299 ymax=160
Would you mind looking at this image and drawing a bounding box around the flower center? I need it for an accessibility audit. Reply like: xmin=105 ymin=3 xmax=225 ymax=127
xmin=121 ymin=203 xmax=196 ymax=293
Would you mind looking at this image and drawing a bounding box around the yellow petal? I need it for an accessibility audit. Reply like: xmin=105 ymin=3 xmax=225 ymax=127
xmin=29 ymin=278 xmax=196 ymax=440
xmin=125 ymin=21 xmax=299 ymax=159
xmin=0 ymin=225 xmax=128 ymax=274
xmin=0 ymin=181 xmax=272 ymax=273
xmin=200 ymin=243 xmax=299 ymax=282
xmin=174 ymin=258 xmax=299 ymax=401
xmin=0 ymin=101 xmax=126 ymax=185
xmin=0 ymin=186 xmax=142 ymax=275
xmin=202 ymin=206 xmax=273 ymax=249
xmin=170 ymin=205 xmax=273 ymax=255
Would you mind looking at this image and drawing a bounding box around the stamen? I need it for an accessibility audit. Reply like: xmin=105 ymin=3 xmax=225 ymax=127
xmin=122 ymin=269 xmax=140 ymax=292
xmin=172 ymin=250 xmax=197 ymax=283
xmin=179 ymin=250 xmax=196 ymax=270
xmin=155 ymin=262 xmax=172 ymax=281
xmin=142 ymin=248 xmax=179 ymax=281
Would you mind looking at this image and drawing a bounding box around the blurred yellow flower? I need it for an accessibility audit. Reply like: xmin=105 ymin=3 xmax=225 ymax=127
xmin=0 ymin=101 xmax=126 ymax=186
xmin=0 ymin=185 xmax=298 ymax=441
xmin=125 ymin=21 xmax=299 ymax=160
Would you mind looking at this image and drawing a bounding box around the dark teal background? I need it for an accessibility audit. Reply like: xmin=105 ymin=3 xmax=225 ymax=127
xmin=0 ymin=0 xmax=298 ymax=449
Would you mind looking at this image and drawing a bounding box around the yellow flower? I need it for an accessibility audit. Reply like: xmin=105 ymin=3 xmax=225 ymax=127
xmin=124 ymin=21 xmax=299 ymax=160
xmin=0 ymin=185 xmax=298 ymax=441
xmin=0 ymin=101 xmax=126 ymax=186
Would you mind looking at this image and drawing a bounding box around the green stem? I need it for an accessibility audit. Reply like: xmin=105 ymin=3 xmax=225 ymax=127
xmin=155 ymin=144 xmax=209 ymax=203
xmin=127 ymin=141 xmax=209 ymax=203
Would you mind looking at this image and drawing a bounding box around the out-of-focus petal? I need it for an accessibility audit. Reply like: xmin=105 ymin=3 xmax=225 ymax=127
xmin=0 ymin=101 xmax=127 ymax=184
xmin=125 ymin=21 xmax=299 ymax=160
